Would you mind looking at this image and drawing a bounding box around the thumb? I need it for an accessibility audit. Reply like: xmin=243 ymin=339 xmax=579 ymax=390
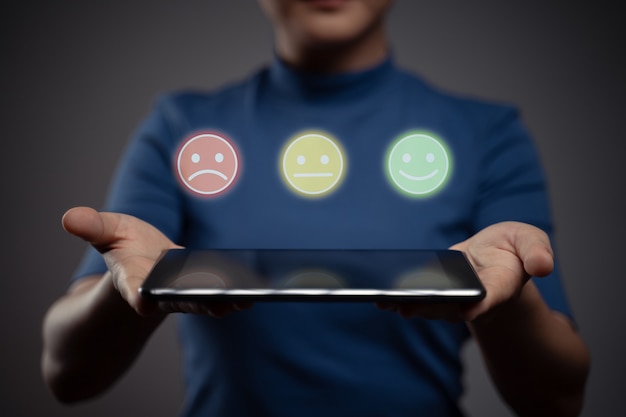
xmin=512 ymin=224 xmax=555 ymax=278
xmin=62 ymin=206 xmax=118 ymax=252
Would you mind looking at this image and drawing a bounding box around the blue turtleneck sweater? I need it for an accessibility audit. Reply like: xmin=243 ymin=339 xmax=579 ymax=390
xmin=74 ymin=57 xmax=572 ymax=417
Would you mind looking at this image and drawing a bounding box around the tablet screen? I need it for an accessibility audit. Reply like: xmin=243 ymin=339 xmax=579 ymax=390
xmin=140 ymin=249 xmax=485 ymax=302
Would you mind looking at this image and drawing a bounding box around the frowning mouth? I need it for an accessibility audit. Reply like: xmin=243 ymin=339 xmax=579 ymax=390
xmin=188 ymin=169 xmax=228 ymax=181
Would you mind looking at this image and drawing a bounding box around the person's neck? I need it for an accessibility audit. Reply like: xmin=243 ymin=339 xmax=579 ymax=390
xmin=275 ymin=26 xmax=389 ymax=74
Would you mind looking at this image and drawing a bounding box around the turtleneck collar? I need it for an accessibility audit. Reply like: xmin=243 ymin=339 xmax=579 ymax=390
xmin=266 ymin=54 xmax=397 ymax=104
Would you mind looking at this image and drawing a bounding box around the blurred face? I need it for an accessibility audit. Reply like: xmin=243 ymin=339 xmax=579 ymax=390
xmin=258 ymin=0 xmax=393 ymax=51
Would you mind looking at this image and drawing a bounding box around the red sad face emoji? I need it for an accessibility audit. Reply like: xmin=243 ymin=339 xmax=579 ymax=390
xmin=175 ymin=133 xmax=240 ymax=197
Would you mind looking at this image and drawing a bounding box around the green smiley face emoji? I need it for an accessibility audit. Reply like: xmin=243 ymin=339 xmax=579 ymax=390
xmin=385 ymin=132 xmax=452 ymax=197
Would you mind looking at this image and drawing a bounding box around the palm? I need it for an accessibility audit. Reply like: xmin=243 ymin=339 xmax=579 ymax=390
xmin=63 ymin=207 xmax=179 ymax=315
xmin=453 ymin=222 xmax=554 ymax=320
xmin=63 ymin=207 xmax=251 ymax=317
xmin=379 ymin=222 xmax=554 ymax=321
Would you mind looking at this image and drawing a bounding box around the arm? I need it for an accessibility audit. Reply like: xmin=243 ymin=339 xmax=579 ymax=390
xmin=42 ymin=206 xmax=175 ymax=403
xmin=379 ymin=222 xmax=590 ymax=416
xmin=461 ymin=223 xmax=589 ymax=417
xmin=469 ymin=281 xmax=589 ymax=417
xmin=41 ymin=273 xmax=164 ymax=403
xmin=42 ymin=207 xmax=247 ymax=403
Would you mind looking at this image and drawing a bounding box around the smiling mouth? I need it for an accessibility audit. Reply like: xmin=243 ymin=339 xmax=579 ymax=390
xmin=188 ymin=169 xmax=228 ymax=181
xmin=293 ymin=173 xmax=333 ymax=178
xmin=399 ymin=169 xmax=439 ymax=181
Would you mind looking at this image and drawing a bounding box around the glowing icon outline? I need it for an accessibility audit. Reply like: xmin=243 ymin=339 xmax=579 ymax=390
xmin=385 ymin=131 xmax=452 ymax=198
xmin=280 ymin=131 xmax=346 ymax=198
xmin=175 ymin=132 xmax=240 ymax=197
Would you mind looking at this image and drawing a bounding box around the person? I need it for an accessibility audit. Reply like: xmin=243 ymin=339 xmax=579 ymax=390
xmin=42 ymin=1 xmax=590 ymax=416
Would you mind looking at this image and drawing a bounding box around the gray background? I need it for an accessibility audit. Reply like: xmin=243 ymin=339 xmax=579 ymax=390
xmin=2 ymin=1 xmax=624 ymax=416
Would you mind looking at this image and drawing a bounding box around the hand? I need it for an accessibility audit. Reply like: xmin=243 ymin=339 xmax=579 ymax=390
xmin=377 ymin=222 xmax=554 ymax=322
xmin=62 ymin=207 xmax=251 ymax=317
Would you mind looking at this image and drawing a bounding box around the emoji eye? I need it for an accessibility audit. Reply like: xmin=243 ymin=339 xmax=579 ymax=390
xmin=320 ymin=154 xmax=329 ymax=165
xmin=215 ymin=153 xmax=224 ymax=163
xmin=297 ymin=155 xmax=306 ymax=165
xmin=192 ymin=153 xmax=200 ymax=163
xmin=426 ymin=153 xmax=435 ymax=163
xmin=402 ymin=153 xmax=411 ymax=163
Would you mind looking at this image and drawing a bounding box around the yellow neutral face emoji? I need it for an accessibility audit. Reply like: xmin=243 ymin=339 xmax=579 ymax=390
xmin=280 ymin=132 xmax=346 ymax=198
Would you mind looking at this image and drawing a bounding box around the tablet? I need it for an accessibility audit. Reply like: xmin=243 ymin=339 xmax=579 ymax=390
xmin=139 ymin=249 xmax=485 ymax=303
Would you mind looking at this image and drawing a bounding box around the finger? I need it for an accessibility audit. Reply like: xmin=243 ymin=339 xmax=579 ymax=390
xmin=233 ymin=302 xmax=254 ymax=311
xmin=377 ymin=302 xmax=465 ymax=322
xmin=158 ymin=301 xmax=207 ymax=315
xmin=399 ymin=303 xmax=464 ymax=322
xmin=157 ymin=301 xmax=252 ymax=317
xmin=460 ymin=300 xmax=490 ymax=322
xmin=62 ymin=207 xmax=101 ymax=239
xmin=375 ymin=302 xmax=395 ymax=310
xmin=132 ymin=296 xmax=162 ymax=317
xmin=62 ymin=207 xmax=121 ymax=252
xmin=459 ymin=263 xmax=526 ymax=321
xmin=513 ymin=224 xmax=554 ymax=278
xmin=202 ymin=302 xmax=255 ymax=317
xmin=205 ymin=304 xmax=236 ymax=318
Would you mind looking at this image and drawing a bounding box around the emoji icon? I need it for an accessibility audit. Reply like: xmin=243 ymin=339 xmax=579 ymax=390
xmin=280 ymin=132 xmax=346 ymax=198
xmin=282 ymin=270 xmax=344 ymax=289
xmin=394 ymin=268 xmax=448 ymax=290
xmin=175 ymin=132 xmax=240 ymax=197
xmin=385 ymin=131 xmax=451 ymax=197
xmin=173 ymin=271 xmax=228 ymax=289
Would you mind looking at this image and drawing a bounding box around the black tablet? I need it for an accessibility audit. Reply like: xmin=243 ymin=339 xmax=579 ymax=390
xmin=139 ymin=249 xmax=485 ymax=303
